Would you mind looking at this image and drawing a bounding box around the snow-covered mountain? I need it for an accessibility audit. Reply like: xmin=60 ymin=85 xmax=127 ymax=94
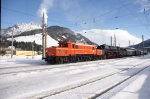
xmin=1 ymin=23 xmax=143 ymax=47
xmin=1 ymin=23 xmax=41 ymax=37
xmin=132 ymin=39 xmax=150 ymax=49
xmin=3 ymin=24 xmax=95 ymax=47
xmin=5 ymin=25 xmax=96 ymax=47
xmin=46 ymin=26 xmax=96 ymax=45
xmin=78 ymin=29 xmax=142 ymax=47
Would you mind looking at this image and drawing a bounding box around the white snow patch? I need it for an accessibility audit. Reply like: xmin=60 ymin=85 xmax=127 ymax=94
xmin=110 ymin=71 xmax=149 ymax=99
xmin=7 ymin=33 xmax=58 ymax=47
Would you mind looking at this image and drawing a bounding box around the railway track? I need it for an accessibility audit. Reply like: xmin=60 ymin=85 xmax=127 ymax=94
xmin=27 ymin=61 xmax=149 ymax=99
xmin=0 ymin=57 xmax=129 ymax=69
xmin=0 ymin=57 xmax=137 ymax=76
xmin=0 ymin=56 xmax=149 ymax=99
xmin=88 ymin=65 xmax=149 ymax=99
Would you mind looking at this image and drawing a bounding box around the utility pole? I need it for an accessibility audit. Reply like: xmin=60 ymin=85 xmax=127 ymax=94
xmin=0 ymin=30 xmax=2 ymax=51
xmin=142 ymin=35 xmax=144 ymax=56
xmin=34 ymin=40 xmax=35 ymax=56
xmin=32 ymin=40 xmax=35 ymax=59
xmin=114 ymin=28 xmax=118 ymax=47
xmin=110 ymin=36 xmax=112 ymax=46
xmin=45 ymin=25 xmax=47 ymax=50
xmin=11 ymin=30 xmax=14 ymax=59
xmin=119 ymin=43 xmax=120 ymax=47
xmin=42 ymin=13 xmax=46 ymax=59
xmin=32 ymin=41 xmax=34 ymax=59
xmin=114 ymin=34 xmax=116 ymax=47
xmin=42 ymin=13 xmax=45 ymax=59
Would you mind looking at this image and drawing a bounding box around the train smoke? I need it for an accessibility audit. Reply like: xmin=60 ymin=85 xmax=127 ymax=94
xmin=38 ymin=0 xmax=54 ymax=24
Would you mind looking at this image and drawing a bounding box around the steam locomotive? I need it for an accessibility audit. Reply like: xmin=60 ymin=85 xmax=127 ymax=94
xmin=45 ymin=41 xmax=142 ymax=64
xmin=97 ymin=44 xmax=142 ymax=59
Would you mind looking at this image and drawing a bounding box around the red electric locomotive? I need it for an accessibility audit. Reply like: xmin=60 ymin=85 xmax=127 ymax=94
xmin=45 ymin=41 xmax=104 ymax=64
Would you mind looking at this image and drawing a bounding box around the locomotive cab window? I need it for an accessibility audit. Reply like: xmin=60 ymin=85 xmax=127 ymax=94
xmin=76 ymin=45 xmax=78 ymax=49
xmin=59 ymin=43 xmax=68 ymax=47
xmin=63 ymin=43 xmax=68 ymax=47
xmin=73 ymin=44 xmax=75 ymax=48
xmin=92 ymin=47 xmax=95 ymax=50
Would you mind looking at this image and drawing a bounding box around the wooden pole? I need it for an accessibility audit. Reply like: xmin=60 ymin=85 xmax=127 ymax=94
xmin=11 ymin=30 xmax=14 ymax=59
xmin=142 ymin=35 xmax=144 ymax=56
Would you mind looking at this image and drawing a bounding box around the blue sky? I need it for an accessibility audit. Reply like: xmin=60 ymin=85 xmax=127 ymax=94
xmin=1 ymin=0 xmax=150 ymax=39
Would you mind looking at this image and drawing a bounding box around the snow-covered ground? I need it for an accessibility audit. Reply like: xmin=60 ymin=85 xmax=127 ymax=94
xmin=0 ymin=54 xmax=150 ymax=99
xmin=110 ymin=67 xmax=150 ymax=99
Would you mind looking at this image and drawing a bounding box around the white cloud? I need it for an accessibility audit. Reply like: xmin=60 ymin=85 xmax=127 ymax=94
xmin=136 ymin=0 xmax=150 ymax=12
xmin=38 ymin=0 xmax=54 ymax=24
xmin=78 ymin=29 xmax=141 ymax=47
